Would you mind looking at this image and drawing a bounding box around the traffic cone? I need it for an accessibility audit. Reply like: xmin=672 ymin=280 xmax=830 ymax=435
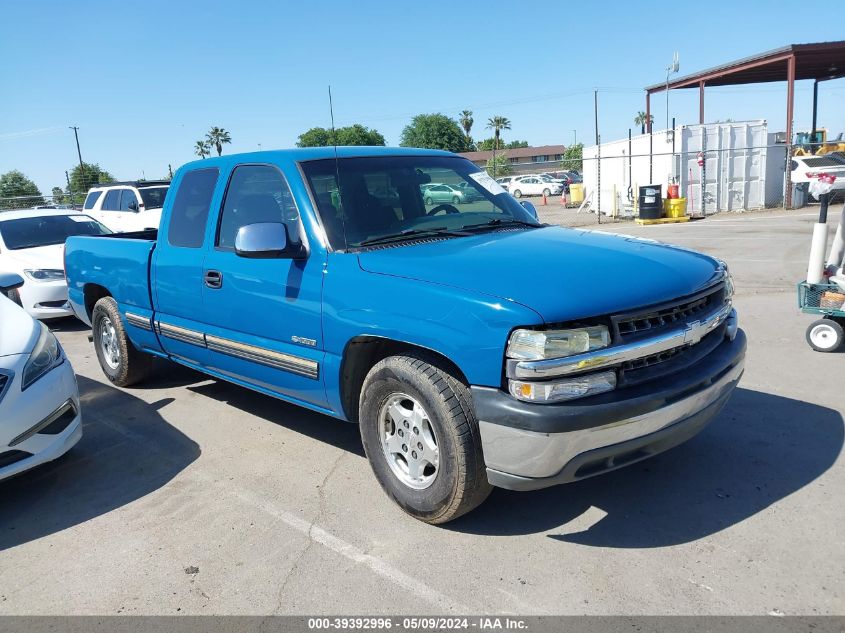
xmin=561 ymin=191 xmax=568 ymax=206
xmin=542 ymin=193 xmax=547 ymax=206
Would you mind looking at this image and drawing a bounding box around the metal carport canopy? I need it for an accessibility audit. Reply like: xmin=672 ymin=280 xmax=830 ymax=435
xmin=643 ymin=41 xmax=845 ymax=207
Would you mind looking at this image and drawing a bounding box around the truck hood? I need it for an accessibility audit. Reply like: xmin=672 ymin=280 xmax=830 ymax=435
xmin=1 ymin=243 xmax=65 ymax=272
xmin=357 ymin=226 xmax=722 ymax=323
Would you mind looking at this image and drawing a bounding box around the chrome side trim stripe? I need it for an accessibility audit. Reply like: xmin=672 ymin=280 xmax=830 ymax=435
xmin=125 ymin=312 xmax=152 ymax=331
xmin=205 ymin=334 xmax=319 ymax=379
xmin=154 ymin=321 xmax=207 ymax=347
xmin=507 ymin=302 xmax=734 ymax=380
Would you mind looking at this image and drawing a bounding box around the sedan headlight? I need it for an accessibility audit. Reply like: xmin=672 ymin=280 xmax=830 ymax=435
xmin=507 ymin=326 xmax=610 ymax=361
xmin=24 ymin=269 xmax=65 ymax=282
xmin=22 ymin=323 xmax=63 ymax=390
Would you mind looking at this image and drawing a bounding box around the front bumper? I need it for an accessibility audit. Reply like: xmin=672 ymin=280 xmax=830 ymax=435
xmin=472 ymin=328 xmax=746 ymax=491
xmin=19 ymin=280 xmax=72 ymax=319
xmin=0 ymin=355 xmax=82 ymax=481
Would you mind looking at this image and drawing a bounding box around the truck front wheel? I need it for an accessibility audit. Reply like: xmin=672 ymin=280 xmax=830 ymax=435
xmin=359 ymin=353 xmax=492 ymax=524
xmin=92 ymin=296 xmax=153 ymax=387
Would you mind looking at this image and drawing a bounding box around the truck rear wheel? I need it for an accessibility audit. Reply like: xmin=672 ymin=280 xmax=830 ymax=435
xmin=92 ymin=296 xmax=153 ymax=387
xmin=359 ymin=353 xmax=492 ymax=524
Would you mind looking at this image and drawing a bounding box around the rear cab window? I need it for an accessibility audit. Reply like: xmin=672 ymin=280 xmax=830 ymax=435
xmin=167 ymin=168 xmax=219 ymax=248
xmin=83 ymin=191 xmax=102 ymax=210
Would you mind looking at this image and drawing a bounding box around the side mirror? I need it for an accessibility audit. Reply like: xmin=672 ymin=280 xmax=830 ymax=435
xmin=520 ymin=200 xmax=538 ymax=220
xmin=0 ymin=272 xmax=24 ymax=293
xmin=127 ymin=201 xmax=139 ymax=212
xmin=235 ymin=222 xmax=303 ymax=259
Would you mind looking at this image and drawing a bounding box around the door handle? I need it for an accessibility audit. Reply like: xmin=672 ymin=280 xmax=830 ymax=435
xmin=204 ymin=270 xmax=223 ymax=289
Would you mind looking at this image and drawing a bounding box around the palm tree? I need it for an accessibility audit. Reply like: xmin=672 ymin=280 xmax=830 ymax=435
xmin=206 ymin=126 xmax=232 ymax=156
xmin=486 ymin=116 xmax=511 ymax=152
xmin=634 ymin=111 xmax=654 ymax=134
xmin=194 ymin=140 xmax=211 ymax=159
xmin=459 ymin=110 xmax=474 ymax=140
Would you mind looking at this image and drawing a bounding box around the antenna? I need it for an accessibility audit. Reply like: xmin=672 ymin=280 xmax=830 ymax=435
xmin=328 ymin=85 xmax=348 ymax=250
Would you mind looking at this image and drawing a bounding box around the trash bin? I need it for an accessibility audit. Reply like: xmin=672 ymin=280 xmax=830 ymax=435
xmin=638 ymin=185 xmax=663 ymax=219
xmin=569 ymin=183 xmax=585 ymax=205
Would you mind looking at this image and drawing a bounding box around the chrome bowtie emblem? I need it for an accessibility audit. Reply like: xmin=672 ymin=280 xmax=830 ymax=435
xmin=683 ymin=320 xmax=703 ymax=345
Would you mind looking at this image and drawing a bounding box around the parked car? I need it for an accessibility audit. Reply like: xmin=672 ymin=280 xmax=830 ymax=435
xmin=82 ymin=180 xmax=170 ymax=233
xmin=422 ymin=183 xmax=481 ymax=205
xmin=65 ymin=147 xmax=744 ymax=524
xmin=0 ymin=273 xmax=82 ymax=481
xmin=0 ymin=209 xmax=111 ymax=319
xmin=495 ymin=176 xmax=517 ymax=191
xmin=509 ymin=176 xmax=562 ymax=198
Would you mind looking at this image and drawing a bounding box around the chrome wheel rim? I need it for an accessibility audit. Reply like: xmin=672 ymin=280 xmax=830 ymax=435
xmin=99 ymin=316 xmax=121 ymax=369
xmin=810 ymin=323 xmax=838 ymax=350
xmin=379 ymin=393 xmax=439 ymax=490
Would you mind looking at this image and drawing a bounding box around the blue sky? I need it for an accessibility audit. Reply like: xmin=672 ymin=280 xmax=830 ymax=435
xmin=2 ymin=0 xmax=844 ymax=193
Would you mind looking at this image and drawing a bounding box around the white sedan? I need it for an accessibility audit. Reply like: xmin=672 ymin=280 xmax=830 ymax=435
xmin=0 ymin=209 xmax=111 ymax=319
xmin=508 ymin=176 xmax=563 ymax=198
xmin=0 ymin=273 xmax=82 ymax=481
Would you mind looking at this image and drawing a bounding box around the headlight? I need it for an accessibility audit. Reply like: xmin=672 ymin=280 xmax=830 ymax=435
xmin=22 ymin=323 xmax=63 ymax=390
xmin=509 ymin=371 xmax=617 ymax=403
xmin=24 ymin=269 xmax=65 ymax=282
xmin=507 ymin=326 xmax=610 ymax=361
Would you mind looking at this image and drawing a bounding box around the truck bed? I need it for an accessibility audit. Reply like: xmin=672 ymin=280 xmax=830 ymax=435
xmin=65 ymin=232 xmax=158 ymax=324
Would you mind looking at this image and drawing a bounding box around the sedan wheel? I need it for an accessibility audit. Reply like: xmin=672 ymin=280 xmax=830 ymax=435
xmin=512 ymin=189 xmax=522 ymax=198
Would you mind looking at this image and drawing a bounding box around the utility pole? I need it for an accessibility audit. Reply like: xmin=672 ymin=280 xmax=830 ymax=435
xmin=665 ymin=52 xmax=679 ymax=132
xmin=168 ymin=164 xmax=174 ymax=180
xmin=593 ymin=90 xmax=599 ymax=146
xmin=572 ymin=130 xmax=577 ymax=146
xmin=69 ymin=126 xmax=85 ymax=189
xmin=65 ymin=170 xmax=73 ymax=205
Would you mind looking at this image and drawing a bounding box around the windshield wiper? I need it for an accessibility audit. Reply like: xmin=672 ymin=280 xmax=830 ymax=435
xmin=462 ymin=217 xmax=544 ymax=231
xmin=358 ymin=227 xmax=469 ymax=247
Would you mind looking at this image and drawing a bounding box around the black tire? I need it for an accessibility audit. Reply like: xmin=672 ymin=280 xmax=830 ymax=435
xmin=359 ymin=353 xmax=492 ymax=524
xmin=806 ymin=318 xmax=844 ymax=352
xmin=91 ymin=296 xmax=153 ymax=386
xmin=451 ymin=195 xmax=461 ymax=205
xmin=512 ymin=189 xmax=522 ymax=198
xmin=542 ymin=188 xmax=551 ymax=197
xmin=424 ymin=197 xmax=433 ymax=206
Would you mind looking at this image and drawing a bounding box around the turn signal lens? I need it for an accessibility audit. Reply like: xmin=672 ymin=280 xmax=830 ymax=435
xmin=509 ymin=371 xmax=617 ymax=403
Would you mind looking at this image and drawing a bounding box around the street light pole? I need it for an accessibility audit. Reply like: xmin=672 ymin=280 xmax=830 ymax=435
xmin=572 ymin=130 xmax=577 ymax=146
xmin=665 ymin=52 xmax=679 ymax=132
xmin=69 ymin=126 xmax=85 ymax=189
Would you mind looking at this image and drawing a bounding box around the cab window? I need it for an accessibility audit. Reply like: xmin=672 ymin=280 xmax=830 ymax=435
xmin=101 ymin=189 xmax=120 ymax=211
xmin=119 ymin=190 xmax=138 ymax=211
xmin=216 ymin=165 xmax=301 ymax=251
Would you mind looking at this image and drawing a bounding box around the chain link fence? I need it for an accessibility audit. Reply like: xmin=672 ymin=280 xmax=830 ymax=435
xmin=0 ymin=194 xmax=84 ymax=212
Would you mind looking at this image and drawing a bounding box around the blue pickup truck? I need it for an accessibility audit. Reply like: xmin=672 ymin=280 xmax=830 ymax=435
xmin=65 ymin=147 xmax=745 ymax=524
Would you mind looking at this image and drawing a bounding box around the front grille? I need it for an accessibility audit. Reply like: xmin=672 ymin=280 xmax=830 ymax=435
xmin=619 ymin=324 xmax=727 ymax=387
xmin=614 ymin=283 xmax=726 ymax=342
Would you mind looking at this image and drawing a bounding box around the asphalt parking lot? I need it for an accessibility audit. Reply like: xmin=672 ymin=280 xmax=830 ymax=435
xmin=1 ymin=207 xmax=842 ymax=616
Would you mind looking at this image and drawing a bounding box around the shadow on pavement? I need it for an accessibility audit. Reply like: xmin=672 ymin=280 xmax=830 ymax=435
xmin=449 ymin=388 xmax=843 ymax=545
xmin=187 ymin=379 xmax=365 ymax=458
xmin=0 ymin=375 xmax=200 ymax=551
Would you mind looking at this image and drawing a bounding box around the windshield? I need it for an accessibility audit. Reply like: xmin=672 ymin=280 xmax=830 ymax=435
xmin=301 ymin=155 xmax=540 ymax=249
xmin=139 ymin=186 xmax=169 ymax=209
xmin=0 ymin=214 xmax=111 ymax=250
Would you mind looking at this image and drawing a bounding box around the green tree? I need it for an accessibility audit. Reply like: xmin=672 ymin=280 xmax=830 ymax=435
xmin=51 ymin=186 xmax=65 ymax=204
xmin=505 ymin=140 xmax=528 ymax=149
xmin=486 ymin=116 xmax=511 ymax=152
xmin=296 ymin=124 xmax=386 ymax=147
xmin=0 ymin=170 xmax=43 ymax=208
xmin=485 ymin=153 xmax=511 ymax=177
xmin=68 ymin=162 xmax=114 ymax=202
xmin=399 ymin=114 xmax=472 ymax=153
xmin=560 ymin=143 xmax=583 ymax=172
xmin=205 ymin=126 xmax=232 ymax=156
xmin=459 ymin=110 xmax=474 ymax=140
xmin=634 ymin=111 xmax=654 ymax=134
xmin=194 ymin=140 xmax=211 ymax=159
